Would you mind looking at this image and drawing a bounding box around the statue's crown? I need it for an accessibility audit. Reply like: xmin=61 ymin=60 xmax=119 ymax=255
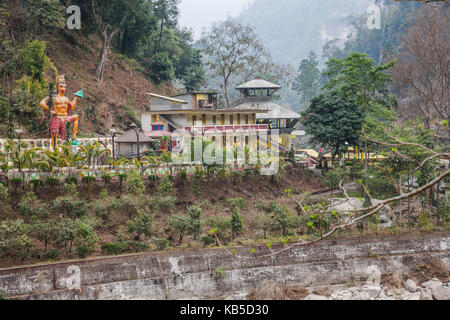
xmin=56 ymin=75 xmax=65 ymax=84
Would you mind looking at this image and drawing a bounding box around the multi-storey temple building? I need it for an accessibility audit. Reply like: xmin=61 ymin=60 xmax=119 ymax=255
xmin=140 ymin=92 xmax=269 ymax=152
xmin=139 ymin=79 xmax=299 ymax=153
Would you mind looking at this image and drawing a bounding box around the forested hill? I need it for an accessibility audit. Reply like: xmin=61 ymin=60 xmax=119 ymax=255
xmin=0 ymin=1 xmax=204 ymax=138
xmin=236 ymin=0 xmax=426 ymax=66
xmin=236 ymin=0 xmax=370 ymax=65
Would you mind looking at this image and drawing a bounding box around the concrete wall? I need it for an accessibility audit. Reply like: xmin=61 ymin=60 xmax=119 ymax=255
xmin=1 ymin=233 xmax=448 ymax=300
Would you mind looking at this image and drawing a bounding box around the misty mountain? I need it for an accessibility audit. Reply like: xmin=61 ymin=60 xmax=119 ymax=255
xmin=236 ymin=0 xmax=371 ymax=65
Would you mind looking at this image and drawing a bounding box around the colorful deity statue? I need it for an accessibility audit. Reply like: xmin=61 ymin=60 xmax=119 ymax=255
xmin=40 ymin=75 xmax=84 ymax=150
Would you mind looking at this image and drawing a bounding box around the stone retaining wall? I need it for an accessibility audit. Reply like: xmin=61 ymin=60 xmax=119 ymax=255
xmin=1 ymin=233 xmax=448 ymax=300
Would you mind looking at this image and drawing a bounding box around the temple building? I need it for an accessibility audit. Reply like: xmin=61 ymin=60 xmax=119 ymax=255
xmin=140 ymin=92 xmax=269 ymax=152
xmin=232 ymin=79 xmax=300 ymax=151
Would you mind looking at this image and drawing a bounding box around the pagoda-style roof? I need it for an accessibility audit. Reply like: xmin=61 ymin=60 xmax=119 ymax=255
xmin=116 ymin=130 xmax=154 ymax=143
xmin=236 ymin=79 xmax=282 ymax=90
xmin=233 ymin=101 xmax=300 ymax=119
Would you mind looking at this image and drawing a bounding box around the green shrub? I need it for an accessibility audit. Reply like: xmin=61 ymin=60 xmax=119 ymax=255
xmin=187 ymin=206 xmax=202 ymax=240
xmin=149 ymin=194 xmax=176 ymax=214
xmin=366 ymin=170 xmax=398 ymax=199
xmin=200 ymin=235 xmax=215 ymax=247
xmin=76 ymin=246 xmax=92 ymax=259
xmin=231 ymin=207 xmax=243 ymax=239
xmin=124 ymin=169 xmax=146 ymax=196
xmin=154 ymin=238 xmax=169 ymax=251
xmin=74 ymin=220 xmax=99 ymax=259
xmin=127 ymin=241 xmax=148 ymax=252
xmin=51 ymin=195 xmax=87 ymax=218
xmin=205 ymin=216 xmax=231 ymax=243
xmin=0 ymin=219 xmax=31 ymax=259
xmin=127 ymin=211 xmax=153 ymax=240
xmin=43 ymin=249 xmax=59 ymax=260
xmin=46 ymin=176 xmax=60 ymax=187
xmin=148 ymin=174 xmax=159 ymax=184
xmin=252 ymin=212 xmax=274 ymax=239
xmin=101 ymin=242 xmax=127 ymax=255
xmin=17 ymin=192 xmax=49 ymax=218
xmin=325 ymin=167 xmax=348 ymax=190
xmin=111 ymin=195 xmax=142 ymax=217
xmin=157 ymin=175 xmax=174 ymax=196
xmin=0 ymin=183 xmax=9 ymax=204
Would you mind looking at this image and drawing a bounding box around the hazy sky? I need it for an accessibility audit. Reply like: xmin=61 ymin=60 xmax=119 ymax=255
xmin=179 ymin=0 xmax=253 ymax=39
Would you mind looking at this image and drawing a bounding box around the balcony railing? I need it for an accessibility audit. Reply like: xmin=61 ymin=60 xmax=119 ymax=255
xmin=183 ymin=124 xmax=268 ymax=134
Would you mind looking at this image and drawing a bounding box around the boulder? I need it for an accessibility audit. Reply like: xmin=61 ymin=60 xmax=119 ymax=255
xmin=431 ymin=286 xmax=450 ymax=300
xmin=404 ymin=279 xmax=418 ymax=293
xmin=421 ymin=280 xmax=443 ymax=289
xmin=420 ymin=288 xmax=433 ymax=300
xmin=333 ymin=290 xmax=353 ymax=300
xmin=329 ymin=198 xmax=394 ymax=228
xmin=360 ymin=285 xmax=381 ymax=300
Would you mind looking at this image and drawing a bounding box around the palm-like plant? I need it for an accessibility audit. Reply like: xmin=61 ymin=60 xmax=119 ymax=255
xmin=38 ymin=149 xmax=66 ymax=174
xmin=0 ymin=151 xmax=12 ymax=185
xmin=59 ymin=145 xmax=86 ymax=180
xmin=3 ymin=139 xmax=29 ymax=172
xmin=79 ymin=141 xmax=110 ymax=169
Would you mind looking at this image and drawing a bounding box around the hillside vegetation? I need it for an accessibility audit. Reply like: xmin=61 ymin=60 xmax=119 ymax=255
xmin=0 ymin=0 xmax=203 ymax=138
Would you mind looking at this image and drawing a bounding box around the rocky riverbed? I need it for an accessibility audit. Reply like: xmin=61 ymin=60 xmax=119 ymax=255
xmin=305 ymin=278 xmax=449 ymax=300
xmin=241 ymin=278 xmax=450 ymax=300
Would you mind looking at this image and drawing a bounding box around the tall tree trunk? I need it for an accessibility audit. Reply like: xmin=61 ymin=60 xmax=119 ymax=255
xmin=91 ymin=0 xmax=129 ymax=82
xmin=96 ymin=33 xmax=111 ymax=82
xmin=157 ymin=16 xmax=165 ymax=53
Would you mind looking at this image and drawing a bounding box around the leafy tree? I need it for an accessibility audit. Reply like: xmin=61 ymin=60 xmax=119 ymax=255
xmin=31 ymin=219 xmax=57 ymax=252
xmin=152 ymin=0 xmax=180 ymax=53
xmin=74 ymin=219 xmax=99 ymax=258
xmin=0 ymin=219 xmax=31 ymax=259
xmin=55 ymin=218 xmax=76 ymax=253
xmin=302 ymin=90 xmax=363 ymax=161
xmin=323 ymin=52 xmax=394 ymax=113
xmin=272 ymin=203 xmax=297 ymax=237
xmin=174 ymin=28 xmax=205 ymax=91
xmin=148 ymin=51 xmax=175 ymax=84
xmin=167 ymin=214 xmax=190 ymax=244
xmin=127 ymin=211 xmax=153 ymax=241
xmin=292 ymin=51 xmax=321 ymax=108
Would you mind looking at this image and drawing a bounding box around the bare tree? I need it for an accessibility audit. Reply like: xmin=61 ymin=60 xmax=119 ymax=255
xmin=91 ymin=0 xmax=129 ymax=82
xmin=200 ymin=19 xmax=268 ymax=108
xmin=391 ymin=5 xmax=449 ymax=138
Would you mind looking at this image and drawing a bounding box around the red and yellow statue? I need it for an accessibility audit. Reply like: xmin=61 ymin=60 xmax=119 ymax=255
xmin=40 ymin=75 xmax=83 ymax=150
